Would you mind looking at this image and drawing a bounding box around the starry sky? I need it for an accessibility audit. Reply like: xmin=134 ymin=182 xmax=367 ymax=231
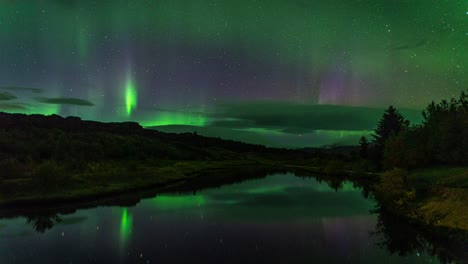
xmin=0 ymin=0 xmax=467 ymax=147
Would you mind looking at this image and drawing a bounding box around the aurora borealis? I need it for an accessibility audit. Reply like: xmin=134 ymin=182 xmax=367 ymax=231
xmin=1 ymin=0 xmax=467 ymax=146
xmin=124 ymin=74 xmax=137 ymax=117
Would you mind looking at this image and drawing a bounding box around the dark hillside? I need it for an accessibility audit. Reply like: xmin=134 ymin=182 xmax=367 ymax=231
xmin=0 ymin=112 xmax=309 ymax=163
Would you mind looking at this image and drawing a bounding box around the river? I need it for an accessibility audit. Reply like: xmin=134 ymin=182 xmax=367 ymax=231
xmin=0 ymin=173 xmax=450 ymax=263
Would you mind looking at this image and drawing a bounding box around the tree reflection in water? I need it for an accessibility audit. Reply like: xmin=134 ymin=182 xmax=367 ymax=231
xmin=26 ymin=214 xmax=62 ymax=233
xmin=372 ymin=205 xmax=467 ymax=264
xmin=1 ymin=172 xmax=466 ymax=263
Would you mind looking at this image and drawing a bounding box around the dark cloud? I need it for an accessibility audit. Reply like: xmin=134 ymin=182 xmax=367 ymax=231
xmin=137 ymin=106 xmax=202 ymax=114
xmin=150 ymin=124 xmax=371 ymax=148
xmin=207 ymin=119 xmax=256 ymax=129
xmin=0 ymin=92 xmax=17 ymax=100
xmin=392 ymin=39 xmax=427 ymax=51
xmin=36 ymin=97 xmax=94 ymax=106
xmin=0 ymin=86 xmax=42 ymax=93
xmin=49 ymin=0 xmax=78 ymax=7
xmin=294 ymin=0 xmax=312 ymax=8
xmin=280 ymin=127 xmax=314 ymax=134
xmin=0 ymin=103 xmax=27 ymax=110
xmin=57 ymin=216 xmax=88 ymax=225
xmin=208 ymin=101 xmax=422 ymax=133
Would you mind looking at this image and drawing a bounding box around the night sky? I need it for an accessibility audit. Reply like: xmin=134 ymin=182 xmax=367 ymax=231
xmin=1 ymin=0 xmax=467 ymax=147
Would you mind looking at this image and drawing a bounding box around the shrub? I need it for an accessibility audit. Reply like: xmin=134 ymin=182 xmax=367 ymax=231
xmin=374 ymin=168 xmax=416 ymax=214
xmin=350 ymin=160 xmax=370 ymax=176
xmin=323 ymin=159 xmax=345 ymax=175
xmin=0 ymin=158 xmax=24 ymax=180
xmin=31 ymin=161 xmax=68 ymax=190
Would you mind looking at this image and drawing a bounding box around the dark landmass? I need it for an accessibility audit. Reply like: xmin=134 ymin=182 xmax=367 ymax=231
xmin=148 ymin=124 xmax=277 ymax=147
xmin=368 ymin=91 xmax=468 ymax=233
xmin=299 ymin=145 xmax=359 ymax=156
xmin=0 ymin=111 xmax=340 ymax=206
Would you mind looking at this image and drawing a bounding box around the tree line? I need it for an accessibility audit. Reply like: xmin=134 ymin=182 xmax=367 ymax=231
xmin=360 ymin=90 xmax=467 ymax=170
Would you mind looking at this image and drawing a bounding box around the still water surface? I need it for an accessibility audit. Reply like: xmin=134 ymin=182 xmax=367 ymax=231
xmin=0 ymin=173 xmax=442 ymax=263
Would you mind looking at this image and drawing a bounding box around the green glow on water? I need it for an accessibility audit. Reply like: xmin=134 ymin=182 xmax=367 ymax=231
xmin=151 ymin=195 xmax=206 ymax=209
xmin=245 ymin=180 xmax=358 ymax=194
xmin=120 ymin=208 xmax=133 ymax=243
xmin=246 ymin=186 xmax=287 ymax=194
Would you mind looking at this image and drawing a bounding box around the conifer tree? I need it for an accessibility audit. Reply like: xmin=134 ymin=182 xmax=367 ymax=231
xmin=372 ymin=106 xmax=409 ymax=164
xmin=359 ymin=136 xmax=369 ymax=159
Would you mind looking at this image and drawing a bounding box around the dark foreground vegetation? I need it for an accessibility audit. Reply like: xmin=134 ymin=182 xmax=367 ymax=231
xmin=0 ymin=112 xmax=303 ymax=205
xmin=360 ymin=91 xmax=468 ymax=232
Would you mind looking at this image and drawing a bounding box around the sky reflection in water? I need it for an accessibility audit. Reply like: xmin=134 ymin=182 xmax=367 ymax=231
xmin=0 ymin=173 xmax=440 ymax=263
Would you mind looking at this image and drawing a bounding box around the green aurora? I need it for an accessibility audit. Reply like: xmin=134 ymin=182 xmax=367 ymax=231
xmin=120 ymin=208 xmax=133 ymax=244
xmin=0 ymin=0 xmax=466 ymax=146
xmin=124 ymin=76 xmax=137 ymax=117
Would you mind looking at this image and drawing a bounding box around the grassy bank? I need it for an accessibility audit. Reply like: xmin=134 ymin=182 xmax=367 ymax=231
xmin=374 ymin=167 xmax=468 ymax=231
xmin=0 ymin=160 xmax=284 ymax=206
xmin=0 ymin=159 xmax=365 ymax=207
xmin=409 ymin=167 xmax=468 ymax=230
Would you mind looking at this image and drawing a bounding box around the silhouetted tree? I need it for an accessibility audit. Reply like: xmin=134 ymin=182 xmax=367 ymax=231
xmin=421 ymin=91 xmax=468 ymax=165
xmin=373 ymin=106 xmax=410 ymax=147
xmin=371 ymin=205 xmax=466 ymax=264
xmin=359 ymin=136 xmax=369 ymax=159
xmin=372 ymin=106 xmax=409 ymax=166
xmin=26 ymin=214 xmax=62 ymax=233
xmin=383 ymin=90 xmax=467 ymax=168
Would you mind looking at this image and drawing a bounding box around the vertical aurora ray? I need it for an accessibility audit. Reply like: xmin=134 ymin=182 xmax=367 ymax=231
xmin=76 ymin=25 xmax=88 ymax=61
xmin=0 ymin=0 xmax=466 ymax=148
xmin=124 ymin=74 xmax=137 ymax=117
xmin=119 ymin=208 xmax=133 ymax=244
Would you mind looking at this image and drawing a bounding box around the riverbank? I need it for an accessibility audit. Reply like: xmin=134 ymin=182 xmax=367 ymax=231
xmin=0 ymin=159 xmax=378 ymax=208
xmin=2 ymin=161 xmax=467 ymax=234
xmin=0 ymin=112 xmax=316 ymax=206
xmin=408 ymin=167 xmax=468 ymax=230
xmin=0 ymin=160 xmax=289 ymax=207
xmin=374 ymin=167 xmax=468 ymax=231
